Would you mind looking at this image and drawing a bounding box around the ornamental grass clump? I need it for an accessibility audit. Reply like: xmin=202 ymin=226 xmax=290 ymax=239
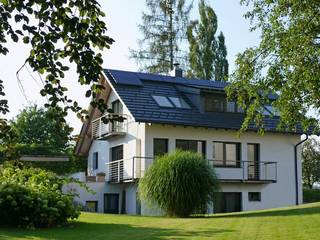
xmin=139 ymin=150 xmax=219 ymax=217
xmin=0 ymin=163 xmax=80 ymax=228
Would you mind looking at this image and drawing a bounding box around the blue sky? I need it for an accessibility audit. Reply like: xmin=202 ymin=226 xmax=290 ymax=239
xmin=0 ymin=0 xmax=260 ymax=132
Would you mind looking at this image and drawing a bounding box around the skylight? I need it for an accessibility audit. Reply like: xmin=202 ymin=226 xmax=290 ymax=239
xmin=152 ymin=95 xmax=174 ymax=107
xmin=169 ymin=97 xmax=190 ymax=109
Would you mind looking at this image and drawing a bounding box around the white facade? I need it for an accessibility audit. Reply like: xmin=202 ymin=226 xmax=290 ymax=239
xmin=72 ymin=87 xmax=304 ymax=215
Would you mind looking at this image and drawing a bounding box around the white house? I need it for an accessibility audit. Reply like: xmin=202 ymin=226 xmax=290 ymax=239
xmin=71 ymin=68 xmax=309 ymax=215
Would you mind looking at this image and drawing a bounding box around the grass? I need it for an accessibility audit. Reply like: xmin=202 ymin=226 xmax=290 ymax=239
xmin=1 ymin=202 xmax=320 ymax=240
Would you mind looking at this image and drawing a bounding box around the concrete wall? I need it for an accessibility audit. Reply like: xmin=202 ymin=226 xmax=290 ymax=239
xmin=144 ymin=124 xmax=303 ymax=211
xmin=87 ymin=91 xmax=146 ymax=179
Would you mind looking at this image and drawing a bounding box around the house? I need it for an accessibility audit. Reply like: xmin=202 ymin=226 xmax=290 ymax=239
xmin=71 ymin=67 xmax=309 ymax=215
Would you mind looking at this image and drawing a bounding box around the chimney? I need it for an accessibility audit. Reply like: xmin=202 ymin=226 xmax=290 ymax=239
xmin=170 ymin=63 xmax=183 ymax=77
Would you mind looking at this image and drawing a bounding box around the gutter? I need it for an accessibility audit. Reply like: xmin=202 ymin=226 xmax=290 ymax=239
xmin=294 ymin=135 xmax=308 ymax=205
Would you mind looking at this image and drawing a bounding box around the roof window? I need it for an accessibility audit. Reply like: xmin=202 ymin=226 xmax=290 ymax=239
xmin=169 ymin=97 xmax=190 ymax=109
xmin=152 ymin=95 xmax=174 ymax=107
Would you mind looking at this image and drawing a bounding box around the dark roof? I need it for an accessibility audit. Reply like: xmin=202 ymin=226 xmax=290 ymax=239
xmin=104 ymin=69 xmax=304 ymax=134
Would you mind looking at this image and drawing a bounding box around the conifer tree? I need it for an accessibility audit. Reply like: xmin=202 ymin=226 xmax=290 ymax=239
xmin=130 ymin=0 xmax=193 ymax=74
xmin=187 ymin=0 xmax=228 ymax=81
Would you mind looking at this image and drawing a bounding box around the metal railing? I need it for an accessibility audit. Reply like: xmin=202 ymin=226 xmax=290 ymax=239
xmin=91 ymin=113 xmax=128 ymax=139
xmin=104 ymin=157 xmax=277 ymax=183
xmin=105 ymin=157 xmax=153 ymax=183
xmin=208 ymin=160 xmax=277 ymax=182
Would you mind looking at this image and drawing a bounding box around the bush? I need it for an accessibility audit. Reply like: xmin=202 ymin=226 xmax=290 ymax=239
xmin=0 ymin=163 xmax=80 ymax=228
xmin=303 ymin=188 xmax=320 ymax=203
xmin=139 ymin=150 xmax=219 ymax=217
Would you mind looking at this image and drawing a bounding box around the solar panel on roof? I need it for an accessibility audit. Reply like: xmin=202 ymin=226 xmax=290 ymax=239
xmin=107 ymin=69 xmax=143 ymax=86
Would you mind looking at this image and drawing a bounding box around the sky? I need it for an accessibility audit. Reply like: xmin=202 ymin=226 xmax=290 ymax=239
xmin=0 ymin=0 xmax=261 ymax=133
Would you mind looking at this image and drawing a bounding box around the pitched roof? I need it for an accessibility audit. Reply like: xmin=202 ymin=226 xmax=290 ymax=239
xmin=103 ymin=69 xmax=304 ymax=134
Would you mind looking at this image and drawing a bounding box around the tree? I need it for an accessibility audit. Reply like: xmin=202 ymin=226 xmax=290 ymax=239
xmin=302 ymin=138 xmax=320 ymax=189
xmin=11 ymin=105 xmax=72 ymax=151
xmin=0 ymin=0 xmax=115 ymax=140
xmin=226 ymin=0 xmax=320 ymax=133
xmin=130 ymin=0 xmax=193 ymax=73
xmin=215 ymin=32 xmax=228 ymax=81
xmin=139 ymin=150 xmax=219 ymax=217
xmin=187 ymin=0 xmax=228 ymax=81
xmin=0 ymin=105 xmax=86 ymax=174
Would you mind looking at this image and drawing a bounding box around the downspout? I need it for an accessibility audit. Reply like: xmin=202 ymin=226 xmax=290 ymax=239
xmin=294 ymin=135 xmax=308 ymax=205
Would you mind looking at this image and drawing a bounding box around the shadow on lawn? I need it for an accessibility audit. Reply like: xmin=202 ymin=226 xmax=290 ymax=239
xmin=0 ymin=222 xmax=234 ymax=240
xmin=208 ymin=205 xmax=320 ymax=219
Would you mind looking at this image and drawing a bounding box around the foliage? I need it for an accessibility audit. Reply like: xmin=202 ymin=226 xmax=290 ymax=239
xmin=11 ymin=105 xmax=72 ymax=150
xmin=187 ymin=0 xmax=228 ymax=81
xmin=0 ymin=0 xmax=114 ymax=130
xmin=0 ymin=80 xmax=10 ymax=142
xmin=303 ymin=188 xmax=320 ymax=203
xmin=226 ymin=0 xmax=320 ymax=133
xmin=130 ymin=0 xmax=193 ymax=73
xmin=302 ymin=138 xmax=320 ymax=189
xmin=139 ymin=150 xmax=219 ymax=217
xmin=0 ymin=163 xmax=80 ymax=228
xmin=0 ymin=105 xmax=85 ymax=174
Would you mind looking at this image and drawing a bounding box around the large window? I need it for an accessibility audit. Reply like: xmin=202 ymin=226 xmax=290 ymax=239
xmin=176 ymin=139 xmax=206 ymax=157
xmin=203 ymin=93 xmax=241 ymax=113
xmin=93 ymin=152 xmax=98 ymax=170
xmin=212 ymin=142 xmax=241 ymax=167
xmin=154 ymin=138 xmax=168 ymax=157
xmin=204 ymin=94 xmax=225 ymax=112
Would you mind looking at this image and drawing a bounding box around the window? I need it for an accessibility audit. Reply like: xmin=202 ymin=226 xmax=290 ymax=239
xmin=204 ymin=94 xmax=225 ymax=112
xmin=263 ymin=105 xmax=279 ymax=116
xmin=93 ymin=152 xmax=98 ymax=170
xmin=203 ymin=93 xmax=242 ymax=113
xmin=248 ymin=192 xmax=261 ymax=202
xmin=212 ymin=142 xmax=241 ymax=167
xmin=85 ymin=201 xmax=98 ymax=212
xmin=214 ymin=192 xmax=242 ymax=213
xmin=226 ymin=102 xmax=236 ymax=112
xmin=112 ymin=100 xmax=123 ymax=114
xmin=176 ymin=139 xmax=206 ymax=157
xmin=154 ymin=138 xmax=168 ymax=157
xmin=169 ymin=97 xmax=190 ymax=109
xmin=152 ymin=95 xmax=173 ymax=107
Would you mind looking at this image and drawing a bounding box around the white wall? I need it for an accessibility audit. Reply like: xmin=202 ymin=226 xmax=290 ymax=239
xmin=88 ymin=91 xmax=146 ymax=179
xmin=144 ymin=124 xmax=302 ymax=211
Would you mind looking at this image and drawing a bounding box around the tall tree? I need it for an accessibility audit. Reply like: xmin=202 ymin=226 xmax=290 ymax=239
xmin=302 ymin=138 xmax=320 ymax=189
xmin=215 ymin=32 xmax=228 ymax=81
xmin=130 ymin=0 xmax=193 ymax=74
xmin=187 ymin=0 xmax=228 ymax=81
xmin=226 ymin=0 xmax=320 ymax=133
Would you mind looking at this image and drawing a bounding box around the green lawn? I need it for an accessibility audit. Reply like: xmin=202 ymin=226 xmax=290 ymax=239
xmin=1 ymin=202 xmax=320 ymax=240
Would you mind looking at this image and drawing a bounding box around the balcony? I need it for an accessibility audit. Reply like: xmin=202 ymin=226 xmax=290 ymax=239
xmin=209 ymin=160 xmax=277 ymax=183
xmin=104 ymin=157 xmax=277 ymax=184
xmin=105 ymin=157 xmax=153 ymax=183
xmin=91 ymin=113 xmax=128 ymax=140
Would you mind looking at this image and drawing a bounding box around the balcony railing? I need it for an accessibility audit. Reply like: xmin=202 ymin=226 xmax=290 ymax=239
xmin=105 ymin=157 xmax=153 ymax=183
xmin=104 ymin=157 xmax=277 ymax=184
xmin=208 ymin=160 xmax=277 ymax=183
xmin=91 ymin=113 xmax=128 ymax=140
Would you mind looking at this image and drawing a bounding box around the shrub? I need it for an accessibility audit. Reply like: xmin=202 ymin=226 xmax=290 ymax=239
xmin=303 ymin=188 xmax=320 ymax=203
xmin=139 ymin=150 xmax=219 ymax=217
xmin=0 ymin=163 xmax=80 ymax=228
